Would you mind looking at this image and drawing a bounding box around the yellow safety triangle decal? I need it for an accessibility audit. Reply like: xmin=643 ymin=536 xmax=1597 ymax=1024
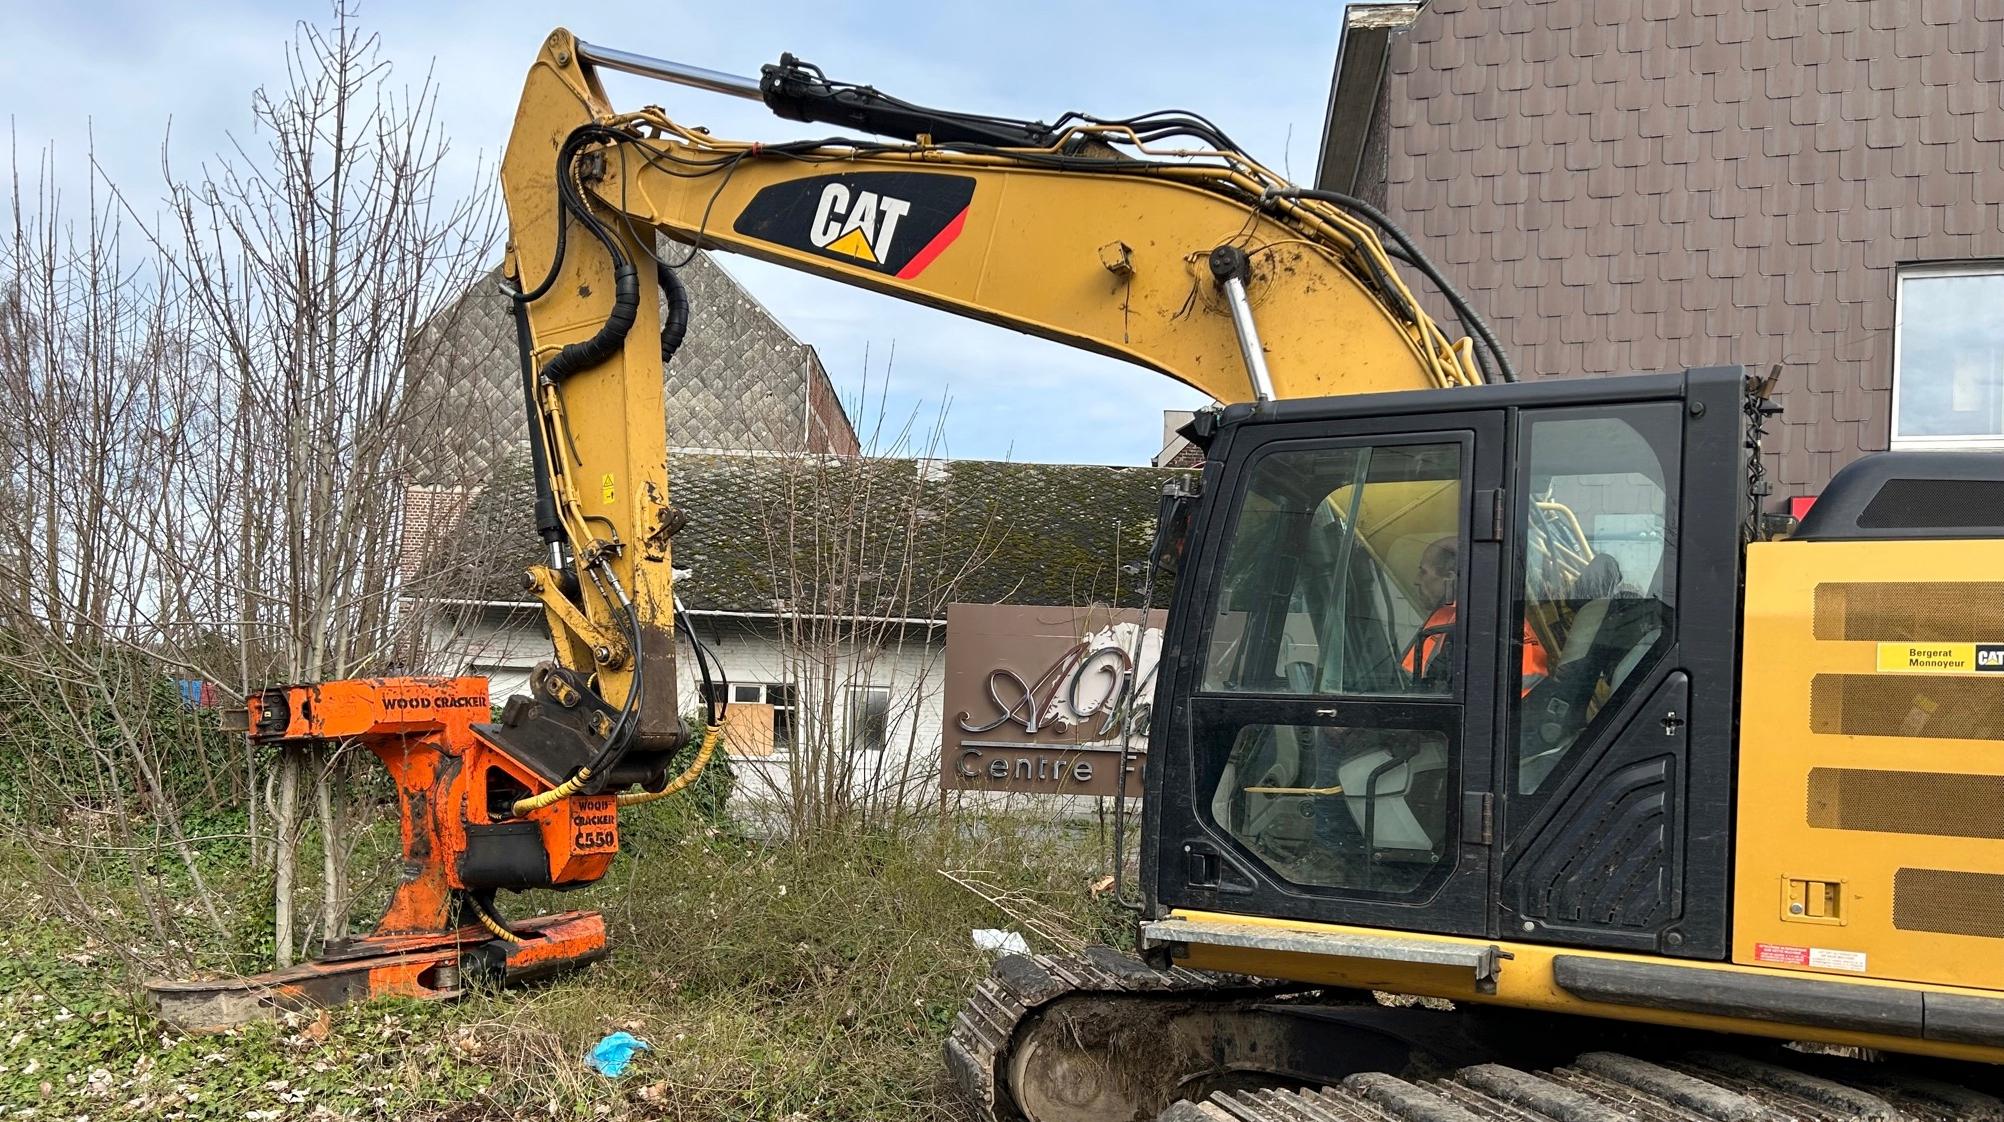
xmin=826 ymin=226 xmax=878 ymax=263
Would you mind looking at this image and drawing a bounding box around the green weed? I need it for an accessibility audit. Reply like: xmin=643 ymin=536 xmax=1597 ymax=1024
xmin=0 ymin=804 xmax=1126 ymax=1121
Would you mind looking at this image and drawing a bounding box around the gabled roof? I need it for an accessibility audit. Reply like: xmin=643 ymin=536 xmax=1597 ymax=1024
xmin=438 ymin=449 xmax=1189 ymax=618
xmin=410 ymin=251 xmax=860 ymax=483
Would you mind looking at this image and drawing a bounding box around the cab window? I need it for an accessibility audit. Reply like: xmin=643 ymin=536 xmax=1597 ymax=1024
xmin=1202 ymin=442 xmax=1465 ymax=697
xmin=1512 ymin=406 xmax=1680 ymax=796
xmin=1200 ymin=439 xmax=1465 ymax=894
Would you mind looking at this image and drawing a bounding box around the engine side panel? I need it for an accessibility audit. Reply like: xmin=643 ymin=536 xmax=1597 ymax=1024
xmin=1735 ymin=537 xmax=2004 ymax=992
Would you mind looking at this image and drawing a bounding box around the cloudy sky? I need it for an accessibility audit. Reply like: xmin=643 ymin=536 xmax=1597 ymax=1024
xmin=3 ymin=0 xmax=1355 ymax=464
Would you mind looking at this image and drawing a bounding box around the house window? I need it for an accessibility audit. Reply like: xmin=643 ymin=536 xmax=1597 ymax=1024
xmin=702 ymin=681 xmax=796 ymax=754
xmin=846 ymin=686 xmax=890 ymax=754
xmin=1893 ymin=264 xmax=2004 ymax=450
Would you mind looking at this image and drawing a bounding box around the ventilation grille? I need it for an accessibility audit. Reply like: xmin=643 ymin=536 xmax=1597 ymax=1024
xmin=1808 ymin=769 xmax=2004 ymax=839
xmin=1859 ymin=479 xmax=2004 ymax=530
xmin=1814 ymin=582 xmax=2004 ymax=642
xmin=1894 ymin=868 xmax=2004 ymax=938
xmin=1810 ymin=674 xmax=2004 ymax=741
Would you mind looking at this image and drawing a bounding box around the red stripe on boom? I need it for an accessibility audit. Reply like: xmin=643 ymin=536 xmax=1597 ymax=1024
xmin=894 ymin=207 xmax=968 ymax=280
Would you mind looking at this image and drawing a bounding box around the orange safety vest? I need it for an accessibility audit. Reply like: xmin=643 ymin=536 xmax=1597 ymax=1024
xmin=1403 ymin=603 xmax=1551 ymax=689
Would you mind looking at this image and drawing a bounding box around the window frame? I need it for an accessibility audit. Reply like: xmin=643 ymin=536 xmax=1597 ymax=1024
xmin=1890 ymin=260 xmax=2004 ymax=452
xmin=702 ymin=680 xmax=798 ymax=756
xmin=1195 ymin=433 xmax=1473 ymax=702
xmin=845 ymin=684 xmax=891 ymax=755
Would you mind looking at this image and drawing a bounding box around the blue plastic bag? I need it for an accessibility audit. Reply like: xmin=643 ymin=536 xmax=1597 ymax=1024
xmin=586 ymin=1030 xmax=651 ymax=1078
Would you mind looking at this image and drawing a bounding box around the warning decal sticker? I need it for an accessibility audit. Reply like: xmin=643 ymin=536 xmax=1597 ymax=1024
xmin=1808 ymin=946 xmax=1868 ymax=972
xmin=1754 ymin=942 xmax=1809 ymax=966
xmin=1754 ymin=942 xmax=1867 ymax=972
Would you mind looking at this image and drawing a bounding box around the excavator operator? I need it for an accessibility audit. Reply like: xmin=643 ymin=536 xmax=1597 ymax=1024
xmin=1401 ymin=537 xmax=1550 ymax=691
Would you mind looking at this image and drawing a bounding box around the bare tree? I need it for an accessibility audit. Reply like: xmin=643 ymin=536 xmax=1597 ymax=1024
xmin=713 ymin=377 xmax=1007 ymax=840
xmin=141 ymin=4 xmax=497 ymax=964
xmin=0 ymin=137 xmax=242 ymax=969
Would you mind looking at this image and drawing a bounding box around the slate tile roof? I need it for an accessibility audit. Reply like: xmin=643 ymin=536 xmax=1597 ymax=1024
xmin=435 ymin=451 xmax=1187 ymax=617
xmin=412 ymin=250 xmax=859 ymax=483
xmin=1371 ymin=0 xmax=2004 ymax=493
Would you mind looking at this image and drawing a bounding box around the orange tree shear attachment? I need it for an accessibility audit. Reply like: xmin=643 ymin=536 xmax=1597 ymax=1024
xmin=147 ymin=676 xmax=619 ymax=1030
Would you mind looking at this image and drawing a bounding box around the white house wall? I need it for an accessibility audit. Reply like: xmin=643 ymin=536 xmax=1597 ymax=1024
xmin=424 ymin=605 xmax=953 ymax=813
xmin=681 ymin=616 xmax=948 ymax=814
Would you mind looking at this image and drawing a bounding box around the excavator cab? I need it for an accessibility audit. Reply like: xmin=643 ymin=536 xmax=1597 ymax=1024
xmin=1146 ymin=367 xmax=1745 ymax=954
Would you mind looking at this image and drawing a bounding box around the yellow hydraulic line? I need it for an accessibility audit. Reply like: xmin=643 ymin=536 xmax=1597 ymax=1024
xmin=466 ymin=894 xmax=527 ymax=945
xmin=508 ymin=719 xmax=718 ymax=819
xmin=511 ymin=767 xmax=593 ymax=817
xmin=616 ymin=722 xmax=723 ymax=807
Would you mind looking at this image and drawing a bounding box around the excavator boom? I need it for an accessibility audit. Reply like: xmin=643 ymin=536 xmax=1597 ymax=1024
xmin=487 ymin=27 xmax=1499 ymax=790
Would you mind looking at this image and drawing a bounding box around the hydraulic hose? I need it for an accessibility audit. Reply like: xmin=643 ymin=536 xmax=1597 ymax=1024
xmin=658 ymin=260 xmax=689 ymax=364
xmin=1262 ymin=186 xmax=1519 ymax=384
xmin=540 ymin=261 xmax=639 ymax=384
xmin=615 ymin=722 xmax=724 ymax=807
xmin=465 ymin=892 xmax=525 ymax=946
xmin=510 ymin=766 xmax=594 ymax=817
xmin=538 ymin=126 xmax=645 ymax=386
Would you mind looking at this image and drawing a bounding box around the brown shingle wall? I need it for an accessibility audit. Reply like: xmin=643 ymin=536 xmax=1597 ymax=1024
xmin=1378 ymin=0 xmax=2004 ymax=495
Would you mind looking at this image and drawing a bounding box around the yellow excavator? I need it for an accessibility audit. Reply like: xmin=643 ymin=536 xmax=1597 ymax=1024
xmin=193 ymin=27 xmax=2004 ymax=1122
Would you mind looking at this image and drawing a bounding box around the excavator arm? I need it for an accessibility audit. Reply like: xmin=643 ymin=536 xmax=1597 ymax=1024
xmin=148 ymin=20 xmax=1523 ymax=1047
xmin=489 ymin=27 xmax=1507 ymax=790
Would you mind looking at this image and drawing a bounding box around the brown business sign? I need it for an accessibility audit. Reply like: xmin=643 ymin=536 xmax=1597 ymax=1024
xmin=942 ymin=602 xmax=1165 ymax=797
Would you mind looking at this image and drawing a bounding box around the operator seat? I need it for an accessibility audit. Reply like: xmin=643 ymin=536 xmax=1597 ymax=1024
xmin=1517 ymin=556 xmax=1667 ymax=793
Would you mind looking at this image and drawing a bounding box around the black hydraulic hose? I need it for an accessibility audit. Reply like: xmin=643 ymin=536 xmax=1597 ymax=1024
xmin=509 ymin=205 xmax=570 ymax=306
xmin=1264 ymin=187 xmax=1519 ymax=384
xmin=541 ymin=258 xmax=639 ymax=384
xmin=658 ymin=260 xmax=689 ymax=365
xmin=1383 ymin=244 xmax=1496 ymax=385
xmin=540 ymin=127 xmax=643 ymax=386
xmin=676 ymin=607 xmax=729 ymax=726
xmin=510 ymin=292 xmax=565 ymax=548
xmin=577 ymin=560 xmax=647 ymax=781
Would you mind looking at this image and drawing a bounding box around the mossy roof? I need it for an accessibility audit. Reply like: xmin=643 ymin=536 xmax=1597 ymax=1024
xmin=451 ymin=450 xmax=1190 ymax=617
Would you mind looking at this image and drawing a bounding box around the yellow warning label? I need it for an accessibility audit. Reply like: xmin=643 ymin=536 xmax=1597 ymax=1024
xmin=600 ymin=473 xmax=616 ymax=506
xmin=1875 ymin=642 xmax=2004 ymax=674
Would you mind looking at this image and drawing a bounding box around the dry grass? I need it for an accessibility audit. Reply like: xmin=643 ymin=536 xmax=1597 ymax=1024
xmin=0 ymin=803 xmax=1129 ymax=1121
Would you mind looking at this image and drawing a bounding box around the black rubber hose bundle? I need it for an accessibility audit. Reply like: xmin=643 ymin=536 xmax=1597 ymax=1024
xmin=533 ymin=125 xmax=647 ymax=386
xmin=541 ymin=260 xmax=639 ymax=385
xmin=658 ymin=260 xmax=689 ymax=364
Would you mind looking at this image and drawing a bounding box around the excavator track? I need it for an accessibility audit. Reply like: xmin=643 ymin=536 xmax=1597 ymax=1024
xmin=946 ymin=946 xmax=1316 ymax=1122
xmin=1166 ymin=1051 xmax=2004 ymax=1122
xmin=948 ymin=952 xmax=2004 ymax=1122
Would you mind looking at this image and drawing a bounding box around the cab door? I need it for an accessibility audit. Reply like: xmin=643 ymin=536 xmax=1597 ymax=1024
xmin=1147 ymin=409 xmax=1505 ymax=938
